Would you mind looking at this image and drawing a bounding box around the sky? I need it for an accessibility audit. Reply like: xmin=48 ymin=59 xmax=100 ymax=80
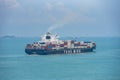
xmin=0 ymin=0 xmax=120 ymax=37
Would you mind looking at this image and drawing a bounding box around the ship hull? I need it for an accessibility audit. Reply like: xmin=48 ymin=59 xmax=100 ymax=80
xmin=25 ymin=48 xmax=94 ymax=55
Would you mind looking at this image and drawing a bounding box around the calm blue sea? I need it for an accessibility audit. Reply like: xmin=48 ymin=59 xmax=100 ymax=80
xmin=0 ymin=37 xmax=120 ymax=80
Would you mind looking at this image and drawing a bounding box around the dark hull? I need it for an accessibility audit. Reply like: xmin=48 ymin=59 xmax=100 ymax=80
xmin=25 ymin=48 xmax=94 ymax=55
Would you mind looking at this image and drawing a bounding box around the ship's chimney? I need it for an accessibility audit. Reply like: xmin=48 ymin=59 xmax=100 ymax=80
xmin=46 ymin=32 xmax=51 ymax=35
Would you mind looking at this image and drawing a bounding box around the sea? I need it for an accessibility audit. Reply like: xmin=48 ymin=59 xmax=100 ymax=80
xmin=0 ymin=37 xmax=120 ymax=80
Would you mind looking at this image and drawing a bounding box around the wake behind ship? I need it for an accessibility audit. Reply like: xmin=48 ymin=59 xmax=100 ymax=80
xmin=25 ymin=32 xmax=96 ymax=55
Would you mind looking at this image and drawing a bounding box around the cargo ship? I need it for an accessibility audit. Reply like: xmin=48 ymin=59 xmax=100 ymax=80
xmin=25 ymin=32 xmax=96 ymax=55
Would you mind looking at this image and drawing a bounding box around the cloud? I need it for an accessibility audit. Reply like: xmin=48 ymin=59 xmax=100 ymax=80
xmin=47 ymin=12 xmax=77 ymax=32
xmin=47 ymin=1 xmax=78 ymax=32
xmin=45 ymin=2 xmax=53 ymax=12
xmin=55 ymin=1 xmax=64 ymax=7
xmin=47 ymin=1 xmax=96 ymax=32
xmin=0 ymin=0 xmax=97 ymax=31
xmin=3 ymin=0 xmax=21 ymax=9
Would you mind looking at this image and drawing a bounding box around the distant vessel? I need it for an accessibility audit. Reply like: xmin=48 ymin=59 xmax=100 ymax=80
xmin=1 ymin=35 xmax=16 ymax=39
xmin=25 ymin=32 xmax=96 ymax=55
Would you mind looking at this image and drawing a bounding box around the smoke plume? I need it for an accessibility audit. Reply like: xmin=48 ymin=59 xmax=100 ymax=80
xmin=48 ymin=12 xmax=77 ymax=32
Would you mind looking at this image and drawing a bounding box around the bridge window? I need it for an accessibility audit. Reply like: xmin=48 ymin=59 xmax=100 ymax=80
xmin=46 ymin=36 xmax=51 ymax=39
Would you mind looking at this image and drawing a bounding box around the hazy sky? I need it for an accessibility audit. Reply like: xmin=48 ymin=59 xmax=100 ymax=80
xmin=0 ymin=0 xmax=120 ymax=37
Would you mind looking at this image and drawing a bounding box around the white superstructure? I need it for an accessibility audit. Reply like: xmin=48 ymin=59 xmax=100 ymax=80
xmin=41 ymin=32 xmax=61 ymax=44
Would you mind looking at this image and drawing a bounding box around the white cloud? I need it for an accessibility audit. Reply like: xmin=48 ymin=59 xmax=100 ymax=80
xmin=48 ymin=12 xmax=77 ymax=32
xmin=46 ymin=1 xmax=97 ymax=32
xmin=45 ymin=2 xmax=53 ymax=11
xmin=44 ymin=1 xmax=65 ymax=12
xmin=47 ymin=4 xmax=76 ymax=31
xmin=4 ymin=0 xmax=21 ymax=9
xmin=55 ymin=1 xmax=64 ymax=7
